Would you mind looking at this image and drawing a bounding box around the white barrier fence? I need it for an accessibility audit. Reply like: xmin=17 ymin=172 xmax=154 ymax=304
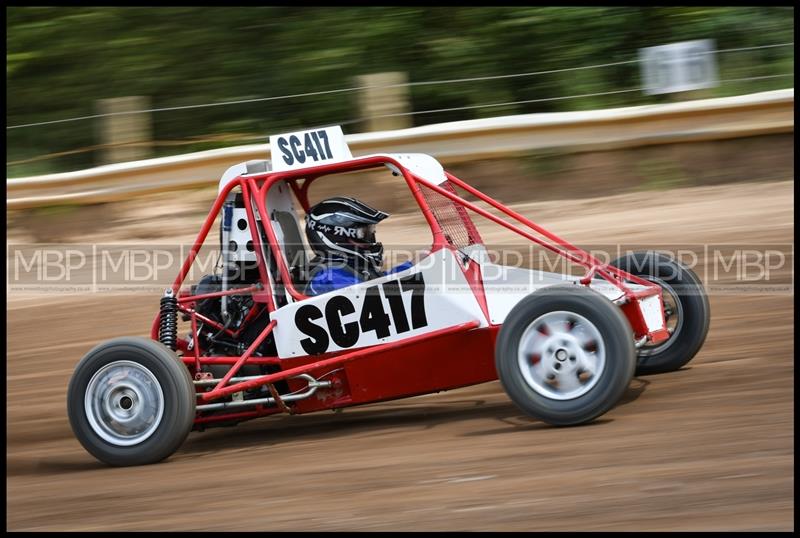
xmin=7 ymin=88 xmax=793 ymax=209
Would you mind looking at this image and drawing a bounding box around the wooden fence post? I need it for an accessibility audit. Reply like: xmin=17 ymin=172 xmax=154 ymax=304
xmin=356 ymin=72 xmax=412 ymax=132
xmin=96 ymin=96 xmax=153 ymax=164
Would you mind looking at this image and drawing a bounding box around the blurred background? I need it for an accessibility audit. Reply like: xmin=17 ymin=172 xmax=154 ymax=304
xmin=6 ymin=6 xmax=794 ymax=176
xmin=6 ymin=6 xmax=795 ymax=532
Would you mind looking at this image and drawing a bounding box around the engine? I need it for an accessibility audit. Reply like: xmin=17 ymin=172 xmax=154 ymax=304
xmin=188 ymin=274 xmax=276 ymax=358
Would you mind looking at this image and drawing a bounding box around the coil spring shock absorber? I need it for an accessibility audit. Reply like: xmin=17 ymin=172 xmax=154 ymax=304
xmin=159 ymin=288 xmax=178 ymax=350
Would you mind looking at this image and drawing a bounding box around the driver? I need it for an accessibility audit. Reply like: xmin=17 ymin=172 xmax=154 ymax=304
xmin=303 ymin=196 xmax=413 ymax=296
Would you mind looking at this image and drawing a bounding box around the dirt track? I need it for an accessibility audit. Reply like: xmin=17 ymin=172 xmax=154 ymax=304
xmin=6 ymin=180 xmax=794 ymax=531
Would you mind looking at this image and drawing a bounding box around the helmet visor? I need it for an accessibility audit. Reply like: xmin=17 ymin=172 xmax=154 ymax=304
xmin=356 ymin=224 xmax=377 ymax=242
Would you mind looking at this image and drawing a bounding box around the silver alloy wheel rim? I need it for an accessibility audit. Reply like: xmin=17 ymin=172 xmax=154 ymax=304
xmin=639 ymin=276 xmax=684 ymax=356
xmin=517 ymin=311 xmax=606 ymax=400
xmin=84 ymin=360 xmax=164 ymax=446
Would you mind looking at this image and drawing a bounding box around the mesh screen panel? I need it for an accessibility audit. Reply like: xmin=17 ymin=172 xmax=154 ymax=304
xmin=420 ymin=181 xmax=483 ymax=250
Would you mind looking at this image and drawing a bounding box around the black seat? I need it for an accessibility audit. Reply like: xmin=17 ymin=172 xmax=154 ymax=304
xmin=271 ymin=209 xmax=309 ymax=290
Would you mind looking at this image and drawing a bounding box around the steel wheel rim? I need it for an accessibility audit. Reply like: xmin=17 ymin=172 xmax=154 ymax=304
xmin=84 ymin=360 xmax=164 ymax=446
xmin=639 ymin=276 xmax=684 ymax=356
xmin=517 ymin=311 xmax=606 ymax=400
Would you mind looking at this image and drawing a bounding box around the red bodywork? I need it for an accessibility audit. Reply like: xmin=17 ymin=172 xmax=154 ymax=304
xmin=149 ymin=154 xmax=666 ymax=427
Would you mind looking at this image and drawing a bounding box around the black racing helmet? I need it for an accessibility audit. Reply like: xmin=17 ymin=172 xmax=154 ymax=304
xmin=304 ymin=196 xmax=389 ymax=272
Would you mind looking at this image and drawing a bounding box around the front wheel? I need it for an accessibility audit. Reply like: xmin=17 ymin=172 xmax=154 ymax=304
xmin=67 ymin=337 xmax=196 ymax=466
xmin=495 ymin=285 xmax=636 ymax=426
xmin=610 ymin=250 xmax=710 ymax=375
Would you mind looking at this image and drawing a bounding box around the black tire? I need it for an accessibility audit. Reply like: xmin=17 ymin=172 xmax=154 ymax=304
xmin=67 ymin=337 xmax=196 ymax=466
xmin=610 ymin=250 xmax=710 ymax=375
xmin=495 ymin=285 xmax=636 ymax=426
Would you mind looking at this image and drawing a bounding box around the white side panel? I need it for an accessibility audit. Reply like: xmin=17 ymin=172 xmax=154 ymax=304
xmin=227 ymin=207 xmax=257 ymax=262
xmin=271 ymin=249 xmax=487 ymax=358
xmin=466 ymin=246 xmax=651 ymax=324
xmin=480 ymin=264 xmax=579 ymax=325
xmin=266 ymin=180 xmax=302 ymax=231
xmin=221 ymin=170 xmax=258 ymax=263
xmin=639 ymin=294 xmax=666 ymax=332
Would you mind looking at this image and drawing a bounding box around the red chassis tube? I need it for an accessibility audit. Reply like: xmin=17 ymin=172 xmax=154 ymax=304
xmin=152 ymin=154 xmax=667 ymax=427
xmin=194 ymin=322 xmax=498 ymax=425
xmin=199 ymin=320 xmax=482 ymax=402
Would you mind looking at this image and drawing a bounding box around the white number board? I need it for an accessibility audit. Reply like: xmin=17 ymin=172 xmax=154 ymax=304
xmin=269 ymin=125 xmax=353 ymax=172
xmin=639 ymin=39 xmax=718 ymax=95
xmin=270 ymin=249 xmax=486 ymax=358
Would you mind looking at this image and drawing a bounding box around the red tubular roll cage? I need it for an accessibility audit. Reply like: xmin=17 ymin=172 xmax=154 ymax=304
xmin=150 ymin=154 xmax=661 ymax=416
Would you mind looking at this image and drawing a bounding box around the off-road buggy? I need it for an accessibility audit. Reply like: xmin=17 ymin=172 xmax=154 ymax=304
xmin=67 ymin=126 xmax=710 ymax=466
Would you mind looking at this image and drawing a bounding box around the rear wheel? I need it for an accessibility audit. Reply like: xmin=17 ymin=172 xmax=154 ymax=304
xmin=610 ymin=250 xmax=710 ymax=375
xmin=495 ymin=285 xmax=636 ymax=426
xmin=67 ymin=337 xmax=195 ymax=466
